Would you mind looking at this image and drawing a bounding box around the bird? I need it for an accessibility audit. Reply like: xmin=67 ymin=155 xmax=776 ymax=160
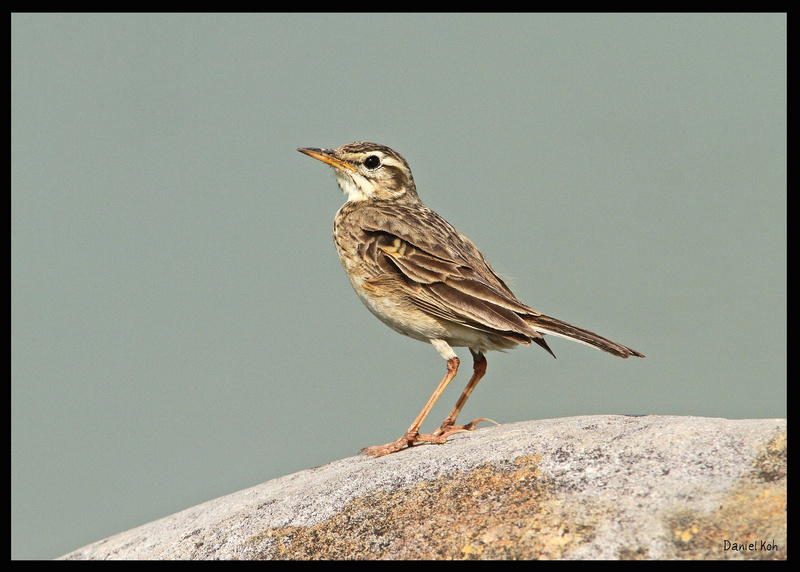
xmin=297 ymin=142 xmax=644 ymax=457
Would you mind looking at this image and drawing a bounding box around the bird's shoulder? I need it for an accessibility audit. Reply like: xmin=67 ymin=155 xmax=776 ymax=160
xmin=335 ymin=199 xmax=524 ymax=303
xmin=336 ymin=200 xmax=476 ymax=262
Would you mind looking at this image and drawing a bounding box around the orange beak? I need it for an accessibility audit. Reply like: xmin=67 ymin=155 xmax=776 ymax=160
xmin=297 ymin=147 xmax=357 ymax=172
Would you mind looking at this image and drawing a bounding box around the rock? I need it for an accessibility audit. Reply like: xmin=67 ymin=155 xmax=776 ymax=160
xmin=59 ymin=415 xmax=786 ymax=560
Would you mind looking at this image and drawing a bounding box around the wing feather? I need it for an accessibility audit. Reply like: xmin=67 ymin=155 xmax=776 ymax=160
xmin=338 ymin=202 xmax=641 ymax=359
xmin=351 ymin=204 xmax=541 ymax=343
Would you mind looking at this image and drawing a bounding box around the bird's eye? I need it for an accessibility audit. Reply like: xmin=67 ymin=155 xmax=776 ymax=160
xmin=364 ymin=155 xmax=381 ymax=170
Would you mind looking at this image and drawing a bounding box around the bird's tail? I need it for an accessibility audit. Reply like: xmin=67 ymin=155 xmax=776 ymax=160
xmin=525 ymin=314 xmax=645 ymax=359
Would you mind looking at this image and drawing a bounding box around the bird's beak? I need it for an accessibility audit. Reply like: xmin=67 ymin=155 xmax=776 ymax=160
xmin=297 ymin=147 xmax=357 ymax=172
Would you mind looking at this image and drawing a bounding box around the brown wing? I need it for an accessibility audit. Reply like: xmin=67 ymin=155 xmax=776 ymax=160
xmin=346 ymin=202 xmax=644 ymax=359
xmin=352 ymin=203 xmax=549 ymax=348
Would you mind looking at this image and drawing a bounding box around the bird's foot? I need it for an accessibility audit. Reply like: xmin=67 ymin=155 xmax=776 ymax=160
xmin=360 ymin=430 xmax=448 ymax=458
xmin=360 ymin=419 xmax=498 ymax=458
xmin=431 ymin=417 xmax=497 ymax=438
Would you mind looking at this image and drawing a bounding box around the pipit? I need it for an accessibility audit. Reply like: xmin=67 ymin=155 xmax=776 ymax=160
xmin=298 ymin=142 xmax=644 ymax=457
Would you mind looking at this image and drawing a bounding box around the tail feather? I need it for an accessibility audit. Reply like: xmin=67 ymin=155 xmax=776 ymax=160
xmin=526 ymin=314 xmax=645 ymax=359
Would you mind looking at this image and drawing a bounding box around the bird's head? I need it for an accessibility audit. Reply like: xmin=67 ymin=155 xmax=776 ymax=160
xmin=298 ymin=142 xmax=418 ymax=203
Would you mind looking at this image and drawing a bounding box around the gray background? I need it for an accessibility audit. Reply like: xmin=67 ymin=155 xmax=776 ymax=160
xmin=12 ymin=14 xmax=785 ymax=559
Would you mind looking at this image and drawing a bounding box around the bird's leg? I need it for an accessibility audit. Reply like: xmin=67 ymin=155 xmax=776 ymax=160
xmin=360 ymin=356 xmax=460 ymax=458
xmin=432 ymin=350 xmax=494 ymax=438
